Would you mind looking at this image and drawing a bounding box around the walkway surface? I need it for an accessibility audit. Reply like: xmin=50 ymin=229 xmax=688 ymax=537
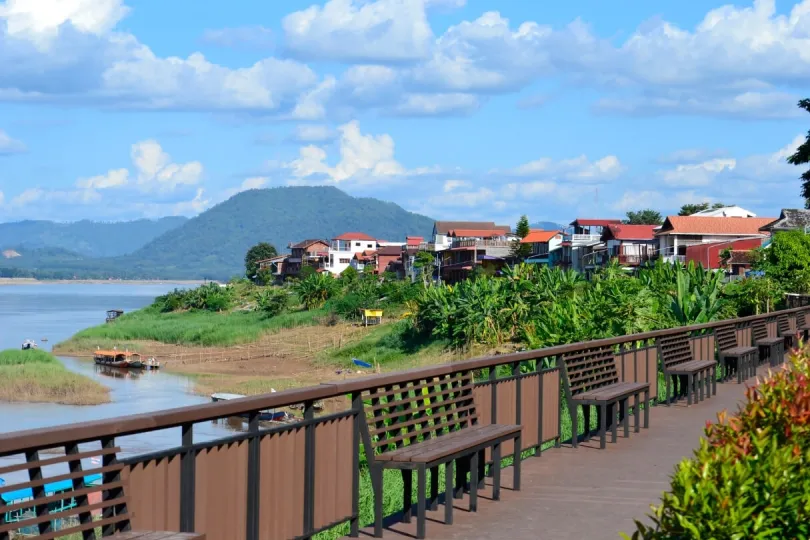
xmin=357 ymin=364 xmax=771 ymax=540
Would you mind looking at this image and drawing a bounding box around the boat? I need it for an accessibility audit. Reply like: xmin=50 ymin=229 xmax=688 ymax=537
xmin=21 ymin=339 xmax=37 ymax=350
xmin=211 ymin=392 xmax=290 ymax=422
xmin=143 ymin=357 xmax=161 ymax=370
xmin=93 ymin=349 xmax=144 ymax=369
xmin=2 ymin=473 xmax=103 ymax=530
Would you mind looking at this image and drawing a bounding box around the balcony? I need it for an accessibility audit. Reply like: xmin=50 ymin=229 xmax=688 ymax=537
xmin=569 ymin=234 xmax=603 ymax=244
xmin=451 ymin=239 xmax=512 ymax=249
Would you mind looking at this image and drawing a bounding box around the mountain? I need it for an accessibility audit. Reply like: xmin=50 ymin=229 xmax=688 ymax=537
xmin=119 ymin=187 xmax=436 ymax=279
xmin=0 ymin=217 xmax=187 ymax=257
xmin=531 ymin=221 xmax=567 ymax=232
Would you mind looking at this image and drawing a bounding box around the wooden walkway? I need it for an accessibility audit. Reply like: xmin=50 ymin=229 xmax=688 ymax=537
xmin=357 ymin=364 xmax=771 ymax=540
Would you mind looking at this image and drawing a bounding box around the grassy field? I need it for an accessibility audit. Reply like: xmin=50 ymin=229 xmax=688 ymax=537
xmin=55 ymin=306 xmax=329 ymax=353
xmin=0 ymin=349 xmax=109 ymax=405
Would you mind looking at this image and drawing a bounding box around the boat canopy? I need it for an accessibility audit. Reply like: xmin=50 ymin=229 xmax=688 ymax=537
xmin=1 ymin=473 xmax=102 ymax=503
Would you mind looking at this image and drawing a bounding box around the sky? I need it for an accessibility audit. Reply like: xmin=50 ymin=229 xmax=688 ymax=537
xmin=0 ymin=0 xmax=808 ymax=226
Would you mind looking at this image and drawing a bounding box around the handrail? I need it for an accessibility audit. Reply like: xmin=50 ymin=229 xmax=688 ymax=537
xmin=0 ymin=305 xmax=802 ymax=456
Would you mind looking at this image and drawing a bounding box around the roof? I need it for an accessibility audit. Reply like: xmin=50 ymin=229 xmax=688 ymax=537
xmin=520 ymin=230 xmax=562 ymax=244
xmin=256 ymin=255 xmax=287 ymax=264
xmin=691 ymin=205 xmax=756 ymax=218
xmin=571 ymin=218 xmax=623 ymax=227
xmin=728 ymin=250 xmax=754 ymax=265
xmin=602 ymin=224 xmax=658 ymax=241
xmin=376 ymin=245 xmax=403 ymax=256
xmin=449 ymin=229 xmax=507 ymax=238
xmin=2 ymin=474 xmax=102 ymax=503
xmin=655 ymin=216 xmax=776 ymax=236
xmin=290 ymin=239 xmax=328 ymax=249
xmin=95 ymin=350 xmax=140 ymax=357
xmin=759 ymin=209 xmax=810 ymax=232
xmin=434 ymin=221 xmax=506 ymax=234
xmin=334 ymin=232 xmax=376 ymax=241
xmin=406 ymin=236 xmax=425 ymax=245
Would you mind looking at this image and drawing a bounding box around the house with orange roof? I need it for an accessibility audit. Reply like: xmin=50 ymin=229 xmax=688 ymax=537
xmin=521 ymin=230 xmax=563 ymax=266
xmin=438 ymin=225 xmax=515 ymax=283
xmin=598 ymin=224 xmax=658 ymax=267
xmin=654 ymin=216 xmax=775 ymax=264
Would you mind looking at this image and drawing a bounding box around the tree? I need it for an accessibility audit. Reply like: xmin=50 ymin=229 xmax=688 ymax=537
xmin=788 ymin=99 xmax=810 ymax=208
xmin=244 ymin=242 xmax=278 ymax=280
xmin=510 ymin=215 xmax=533 ymax=260
xmin=413 ymin=251 xmax=435 ymax=284
xmin=678 ymin=202 xmax=726 ymax=216
xmin=625 ymin=209 xmax=663 ymax=225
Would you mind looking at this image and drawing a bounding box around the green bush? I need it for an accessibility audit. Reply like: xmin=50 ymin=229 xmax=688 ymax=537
xmin=255 ymin=287 xmax=289 ymax=317
xmin=153 ymin=283 xmax=233 ymax=312
xmin=625 ymin=348 xmax=810 ymax=539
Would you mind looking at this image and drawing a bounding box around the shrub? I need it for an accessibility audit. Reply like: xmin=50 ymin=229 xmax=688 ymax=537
xmin=255 ymin=287 xmax=289 ymax=317
xmin=625 ymin=348 xmax=810 ymax=539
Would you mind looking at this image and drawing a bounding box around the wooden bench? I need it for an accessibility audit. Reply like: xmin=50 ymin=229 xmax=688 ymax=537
xmin=796 ymin=310 xmax=810 ymax=344
xmin=658 ymin=332 xmax=717 ymax=406
xmin=560 ymin=346 xmax=649 ymax=450
xmin=360 ymin=371 xmax=522 ymax=540
xmin=777 ymin=313 xmax=797 ymax=354
xmin=0 ymin=445 xmax=204 ymax=540
xmin=753 ymin=318 xmax=784 ymax=368
xmin=715 ymin=324 xmax=757 ymax=383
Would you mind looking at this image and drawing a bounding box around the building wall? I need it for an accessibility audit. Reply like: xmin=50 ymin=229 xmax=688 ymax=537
xmin=685 ymin=238 xmax=763 ymax=269
xmin=328 ymin=238 xmax=377 ymax=275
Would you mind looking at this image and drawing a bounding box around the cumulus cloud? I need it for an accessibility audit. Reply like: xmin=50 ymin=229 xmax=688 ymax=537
xmin=131 ymin=140 xmax=203 ymax=192
xmin=76 ymin=168 xmax=129 ymax=189
xmin=499 ymin=154 xmax=624 ymax=182
xmin=201 ymin=26 xmax=274 ymax=50
xmin=443 ymin=180 xmax=470 ymax=192
xmin=0 ymin=129 xmax=26 ymax=155
xmin=288 ymin=124 xmax=337 ymax=143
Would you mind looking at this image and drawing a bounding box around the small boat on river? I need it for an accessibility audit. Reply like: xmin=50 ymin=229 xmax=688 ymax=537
xmin=93 ymin=349 xmax=144 ymax=369
xmin=143 ymin=357 xmax=161 ymax=370
xmin=21 ymin=339 xmax=38 ymax=350
xmin=211 ymin=392 xmax=291 ymax=422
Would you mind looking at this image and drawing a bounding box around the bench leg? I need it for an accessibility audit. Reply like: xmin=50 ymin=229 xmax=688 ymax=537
xmin=492 ymin=443 xmax=501 ymax=501
xmin=644 ymin=390 xmax=650 ymax=428
xmin=634 ymin=393 xmax=640 ymax=433
xmin=666 ymin=375 xmax=672 ymax=406
xmin=513 ymin=433 xmax=521 ymax=491
xmin=469 ymin=451 xmax=478 ymax=512
xmin=570 ymin=402 xmax=579 ymax=448
xmin=583 ymin=404 xmax=591 ymax=442
xmin=687 ymin=374 xmax=693 ymax=406
xmin=416 ymin=465 xmax=427 ymax=540
xmin=445 ymin=461 xmax=454 ymax=525
xmin=402 ymin=469 xmax=413 ymax=523
xmin=372 ymin=466 xmax=384 ymax=538
xmin=430 ymin=466 xmax=439 ymax=511
xmin=477 ymin=450 xmax=485 ymax=490
xmin=712 ymin=364 xmax=717 ymax=396
xmin=454 ymin=457 xmax=465 ymax=499
xmin=611 ymin=403 xmax=618 ymax=443
xmin=621 ymin=398 xmax=629 ymax=439
xmin=599 ymin=403 xmax=607 ymax=449
xmin=698 ymin=370 xmax=704 ymax=401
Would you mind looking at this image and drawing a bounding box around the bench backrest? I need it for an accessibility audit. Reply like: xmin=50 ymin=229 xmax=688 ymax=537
xmin=0 ymin=444 xmax=130 ymax=539
xmin=797 ymin=310 xmax=808 ymax=329
xmin=560 ymin=345 xmax=618 ymax=398
xmin=777 ymin=313 xmax=791 ymax=336
xmin=714 ymin=324 xmax=739 ymax=352
xmin=657 ymin=332 xmax=695 ymax=371
xmin=752 ymin=318 xmax=770 ymax=343
xmin=363 ymin=370 xmax=477 ymax=456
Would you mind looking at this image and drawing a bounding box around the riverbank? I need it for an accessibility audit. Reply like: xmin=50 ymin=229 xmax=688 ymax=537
xmin=0 ymin=278 xmax=206 ymax=286
xmin=0 ymin=349 xmax=110 ymax=405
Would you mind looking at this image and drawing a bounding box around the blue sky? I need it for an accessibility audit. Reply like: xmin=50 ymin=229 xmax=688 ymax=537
xmin=0 ymin=0 xmax=808 ymax=226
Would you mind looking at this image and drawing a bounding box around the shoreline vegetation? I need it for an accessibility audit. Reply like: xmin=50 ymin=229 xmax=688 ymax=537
xmin=0 ymin=349 xmax=110 ymax=405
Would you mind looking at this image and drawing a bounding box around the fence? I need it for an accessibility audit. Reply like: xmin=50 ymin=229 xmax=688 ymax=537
xmin=0 ymin=306 xmax=803 ymax=540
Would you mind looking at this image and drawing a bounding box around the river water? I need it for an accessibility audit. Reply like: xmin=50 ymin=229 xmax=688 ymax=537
xmin=0 ymin=283 xmax=250 ymax=475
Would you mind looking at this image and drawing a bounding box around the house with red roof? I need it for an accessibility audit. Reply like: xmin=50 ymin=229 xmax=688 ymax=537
xmin=599 ymin=224 xmax=658 ymax=267
xmin=560 ymin=218 xmax=622 ymax=272
xmin=437 ymin=224 xmax=514 ymax=284
xmin=521 ymin=230 xmax=563 ymax=266
xmin=326 ymin=232 xmax=378 ymax=275
xmin=655 ymin=216 xmax=775 ymax=264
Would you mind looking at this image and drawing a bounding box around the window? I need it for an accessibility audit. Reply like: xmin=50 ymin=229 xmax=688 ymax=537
xmin=367 ymin=243 xmax=373 ymax=248
xmin=329 ymin=255 xmax=334 ymax=266
xmin=340 ymin=258 xmax=351 ymax=264
xmin=355 ymin=242 xmax=361 ymax=247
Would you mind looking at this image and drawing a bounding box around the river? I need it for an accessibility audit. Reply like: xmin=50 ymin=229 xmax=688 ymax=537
xmin=0 ymin=283 xmax=251 ymax=472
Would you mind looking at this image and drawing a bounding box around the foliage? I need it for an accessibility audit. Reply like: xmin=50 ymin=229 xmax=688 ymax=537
xmin=340 ymin=265 xmax=359 ymax=283
xmin=625 ymin=349 xmax=810 ymax=539
xmin=678 ymin=202 xmax=726 ymax=216
xmin=757 ymin=230 xmax=810 ymax=293
xmin=723 ymin=277 xmax=783 ymax=316
xmin=718 ymin=247 xmax=732 ymax=268
xmin=153 ymin=283 xmax=234 ymax=312
xmin=412 ymin=251 xmax=435 ymax=284
xmin=244 ymin=242 xmax=278 ymax=280
xmin=510 ymin=215 xmax=533 ymax=260
xmin=625 ymin=209 xmax=663 ymax=225
xmin=255 ymin=287 xmax=289 ymax=317
xmin=787 ymin=99 xmax=810 ymax=207
xmin=294 ymin=273 xmax=340 ymax=310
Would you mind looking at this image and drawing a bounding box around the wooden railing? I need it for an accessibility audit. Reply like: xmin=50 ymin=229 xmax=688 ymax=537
xmin=0 ymin=307 xmax=803 ymax=540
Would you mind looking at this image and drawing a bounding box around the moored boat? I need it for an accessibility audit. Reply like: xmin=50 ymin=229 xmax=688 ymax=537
xmin=93 ymin=349 xmax=144 ymax=369
xmin=211 ymin=391 xmax=291 ymax=422
xmin=143 ymin=356 xmax=161 ymax=370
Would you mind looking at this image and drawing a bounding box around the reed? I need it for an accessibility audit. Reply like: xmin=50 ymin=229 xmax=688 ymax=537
xmin=0 ymin=349 xmax=110 ymax=405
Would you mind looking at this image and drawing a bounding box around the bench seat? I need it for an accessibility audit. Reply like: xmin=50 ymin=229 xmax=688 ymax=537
xmin=113 ymin=533 xmax=205 ymax=540
xmin=574 ymin=381 xmax=648 ymax=402
xmin=659 ymin=332 xmax=717 ymax=406
xmin=377 ymin=424 xmax=521 ymax=464
xmin=666 ymin=358 xmax=716 ymax=374
xmin=753 ymin=319 xmax=785 ymax=368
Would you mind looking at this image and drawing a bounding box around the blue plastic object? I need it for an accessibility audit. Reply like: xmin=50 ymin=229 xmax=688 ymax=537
xmin=352 ymin=358 xmax=372 ymax=369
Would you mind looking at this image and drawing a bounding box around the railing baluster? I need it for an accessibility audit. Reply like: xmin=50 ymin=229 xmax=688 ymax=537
xmin=303 ymin=399 xmax=316 ymax=539
xmin=350 ymin=392 xmax=362 ymax=537
xmin=536 ymin=357 xmax=544 ymax=457
xmin=180 ymin=423 xmax=195 ymax=533
xmin=25 ymin=450 xmax=49 ymax=537
xmin=246 ymin=412 xmax=260 ymax=540
xmin=65 ymin=443 xmax=93 ymax=540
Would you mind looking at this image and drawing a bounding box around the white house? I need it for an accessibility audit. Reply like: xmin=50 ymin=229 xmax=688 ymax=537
xmin=691 ymin=205 xmax=757 ymax=218
xmin=655 ymin=216 xmax=775 ymax=263
xmin=326 ymin=232 xmax=377 ymax=275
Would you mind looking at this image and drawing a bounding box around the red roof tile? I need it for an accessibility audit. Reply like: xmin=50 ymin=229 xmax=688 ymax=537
xmin=520 ymin=230 xmax=562 ymax=244
xmin=572 ymin=218 xmax=623 ymax=227
xmin=656 ymin=216 xmax=776 ymax=236
xmin=334 ymin=232 xmax=376 ymax=241
xmin=603 ymin=224 xmax=657 ymax=241
xmin=450 ymin=229 xmax=508 ymax=238
xmin=406 ymin=236 xmax=425 ymax=245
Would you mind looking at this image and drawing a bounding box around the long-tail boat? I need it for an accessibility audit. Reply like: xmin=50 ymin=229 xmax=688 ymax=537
xmin=93 ymin=349 xmax=144 ymax=369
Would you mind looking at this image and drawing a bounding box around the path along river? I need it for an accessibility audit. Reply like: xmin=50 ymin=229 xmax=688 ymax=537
xmin=0 ymin=283 xmax=251 ymax=478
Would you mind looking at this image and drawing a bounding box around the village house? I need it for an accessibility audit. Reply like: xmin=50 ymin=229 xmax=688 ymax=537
xmin=431 ymin=221 xmax=511 ymax=252
xmin=597 ymin=224 xmax=658 ymax=267
xmin=256 ymin=254 xmax=288 ymax=280
xmin=521 ymin=230 xmax=563 ymax=266
xmin=283 ymin=239 xmax=329 ymax=278
xmin=351 ymin=245 xmax=403 ymax=275
xmin=439 ymin=226 xmax=515 ymax=284
xmin=685 ymin=237 xmax=763 ymax=273
xmin=654 ymin=216 xmax=775 ymax=263
xmin=559 ymin=218 xmax=622 ymax=272
xmin=691 ymin=205 xmax=757 ymax=218
xmin=759 ymin=209 xmax=810 ymax=233
xmin=326 ymin=232 xmax=377 ymax=275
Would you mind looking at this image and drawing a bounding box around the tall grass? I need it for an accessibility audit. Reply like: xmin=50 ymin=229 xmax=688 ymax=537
xmin=0 ymin=349 xmax=109 ymax=405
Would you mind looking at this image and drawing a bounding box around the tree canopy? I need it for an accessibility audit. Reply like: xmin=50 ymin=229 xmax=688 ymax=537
xmin=244 ymin=242 xmax=278 ymax=279
xmin=788 ymin=99 xmax=810 ymax=208
xmin=510 ymin=215 xmax=533 ymax=260
xmin=625 ymin=209 xmax=663 ymax=225
xmin=678 ymin=202 xmax=726 ymax=216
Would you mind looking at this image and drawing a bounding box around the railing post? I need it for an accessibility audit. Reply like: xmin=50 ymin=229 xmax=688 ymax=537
xmin=489 ymin=367 xmax=497 ymax=424
xmin=101 ymin=436 xmax=121 ymax=537
xmin=350 ymin=392 xmax=362 ymax=537
xmin=555 ymin=356 xmax=562 ymax=448
xmin=246 ymin=412 xmax=261 ymax=540
xmin=302 ymin=400 xmax=316 ymax=539
xmin=536 ymin=358 xmax=544 ymax=457
xmin=25 ymin=450 xmax=49 ymax=537
xmin=180 ymin=423 xmax=195 ymax=533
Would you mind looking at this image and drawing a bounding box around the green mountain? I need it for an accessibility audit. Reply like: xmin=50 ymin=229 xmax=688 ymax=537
xmin=531 ymin=221 xmax=567 ymax=231
xmin=0 ymin=217 xmax=187 ymax=257
xmin=118 ymin=187 xmax=436 ymax=279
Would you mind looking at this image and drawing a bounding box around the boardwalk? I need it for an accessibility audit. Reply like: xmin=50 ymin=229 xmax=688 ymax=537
xmin=359 ymin=364 xmax=767 ymax=540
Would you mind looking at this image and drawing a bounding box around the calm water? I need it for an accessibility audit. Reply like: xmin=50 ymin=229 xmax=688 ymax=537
xmin=0 ymin=283 xmax=250 ymax=479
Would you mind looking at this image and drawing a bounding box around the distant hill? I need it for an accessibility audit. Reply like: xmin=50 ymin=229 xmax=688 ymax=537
xmin=118 ymin=187 xmax=436 ymax=279
xmin=0 ymin=217 xmax=187 ymax=257
xmin=531 ymin=221 xmax=567 ymax=232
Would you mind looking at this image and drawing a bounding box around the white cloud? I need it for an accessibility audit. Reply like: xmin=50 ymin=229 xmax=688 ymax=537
xmin=76 ymin=168 xmax=129 ymax=189
xmin=130 ymin=140 xmax=203 ymax=192
xmin=392 ymin=93 xmax=479 ymax=116
xmin=8 ymin=186 xmax=101 ymax=207
xmin=288 ymin=124 xmax=336 ymax=143
xmin=282 ymin=0 xmax=434 ymax=63
xmin=0 ymin=129 xmax=26 ymax=155
xmin=429 ymin=187 xmax=497 ymax=207
xmin=501 ymin=154 xmax=624 ymax=182
xmin=443 ymin=180 xmax=470 ymax=192
xmin=656 ymin=148 xmax=730 ymax=165
xmin=201 ymin=26 xmax=273 ymax=49
xmin=287 ymin=120 xmax=405 ymax=182
xmin=660 ymin=158 xmax=737 ymax=187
